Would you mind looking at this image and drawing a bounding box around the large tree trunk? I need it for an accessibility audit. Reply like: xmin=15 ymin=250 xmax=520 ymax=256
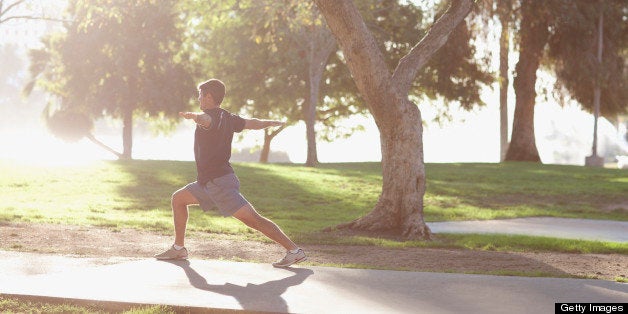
xmin=505 ymin=0 xmax=547 ymax=162
xmin=340 ymin=98 xmax=430 ymax=239
xmin=315 ymin=0 xmax=473 ymax=239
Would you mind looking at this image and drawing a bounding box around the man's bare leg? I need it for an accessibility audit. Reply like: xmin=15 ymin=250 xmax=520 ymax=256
xmin=232 ymin=204 xmax=298 ymax=251
xmin=171 ymin=187 xmax=199 ymax=247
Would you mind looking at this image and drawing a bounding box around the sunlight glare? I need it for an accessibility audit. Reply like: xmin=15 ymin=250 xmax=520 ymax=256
xmin=0 ymin=129 xmax=111 ymax=167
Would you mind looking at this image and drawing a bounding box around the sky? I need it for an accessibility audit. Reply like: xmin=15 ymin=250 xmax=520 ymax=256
xmin=0 ymin=2 xmax=626 ymax=167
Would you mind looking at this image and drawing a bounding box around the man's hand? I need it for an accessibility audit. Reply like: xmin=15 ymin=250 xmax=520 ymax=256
xmin=179 ymin=112 xmax=196 ymax=120
xmin=179 ymin=112 xmax=211 ymax=128
xmin=267 ymin=120 xmax=285 ymax=127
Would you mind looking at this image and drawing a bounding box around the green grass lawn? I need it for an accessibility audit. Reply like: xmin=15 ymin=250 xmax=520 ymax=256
xmin=1 ymin=159 xmax=626 ymax=252
xmin=0 ymin=296 xmax=175 ymax=314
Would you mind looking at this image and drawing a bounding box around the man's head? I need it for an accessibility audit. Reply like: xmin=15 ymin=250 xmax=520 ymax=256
xmin=197 ymin=79 xmax=226 ymax=109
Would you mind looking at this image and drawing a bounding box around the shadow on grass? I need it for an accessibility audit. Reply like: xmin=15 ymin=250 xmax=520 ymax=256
xmin=108 ymin=160 xmax=375 ymax=235
xmin=425 ymin=162 xmax=628 ymax=220
xmin=107 ymin=160 xmax=627 ymax=241
xmin=232 ymin=163 xmax=377 ymax=234
xmin=110 ymin=159 xmax=196 ymax=210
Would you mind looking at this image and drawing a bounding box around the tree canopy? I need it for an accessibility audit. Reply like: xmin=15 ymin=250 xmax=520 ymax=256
xmin=181 ymin=0 xmax=359 ymax=165
xmin=27 ymin=0 xmax=194 ymax=159
xmin=548 ymin=0 xmax=627 ymax=118
xmin=183 ymin=0 xmax=493 ymax=164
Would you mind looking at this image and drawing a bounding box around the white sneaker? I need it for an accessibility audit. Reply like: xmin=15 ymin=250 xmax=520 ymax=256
xmin=154 ymin=245 xmax=188 ymax=260
xmin=272 ymin=248 xmax=307 ymax=267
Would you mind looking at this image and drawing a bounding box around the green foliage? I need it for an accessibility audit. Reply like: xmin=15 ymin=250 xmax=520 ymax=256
xmin=42 ymin=108 xmax=93 ymax=142
xmin=0 ymin=296 xmax=176 ymax=313
xmin=0 ymin=296 xmax=102 ymax=314
xmin=181 ymin=0 xmax=307 ymax=121
xmin=416 ymin=18 xmax=494 ymax=109
xmin=27 ymin=0 xmax=195 ymax=142
xmin=548 ymin=0 xmax=627 ymax=117
xmin=362 ymin=1 xmax=493 ymax=110
xmin=182 ymin=1 xmax=493 ymax=142
xmin=478 ymin=0 xmax=626 ymax=117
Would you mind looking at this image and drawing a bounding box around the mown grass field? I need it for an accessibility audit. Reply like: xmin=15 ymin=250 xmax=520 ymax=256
xmin=0 ymin=296 xmax=175 ymax=314
xmin=1 ymin=159 xmax=626 ymax=253
xmin=1 ymin=159 xmax=627 ymax=312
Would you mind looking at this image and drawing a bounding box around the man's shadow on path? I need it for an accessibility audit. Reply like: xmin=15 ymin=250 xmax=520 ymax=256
xmin=161 ymin=260 xmax=314 ymax=313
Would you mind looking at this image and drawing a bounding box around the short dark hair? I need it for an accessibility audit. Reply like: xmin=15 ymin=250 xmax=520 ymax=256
xmin=198 ymin=79 xmax=226 ymax=105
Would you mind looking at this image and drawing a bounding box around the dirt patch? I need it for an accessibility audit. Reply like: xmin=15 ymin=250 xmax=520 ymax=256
xmin=1 ymin=222 xmax=626 ymax=281
xmin=604 ymin=200 xmax=628 ymax=212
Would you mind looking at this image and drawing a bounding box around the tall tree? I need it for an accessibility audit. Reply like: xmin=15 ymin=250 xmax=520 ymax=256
xmin=314 ymin=0 xmax=476 ymax=239
xmin=290 ymin=2 xmax=337 ymax=166
xmin=505 ymin=0 xmax=627 ymax=162
xmin=492 ymin=0 xmax=516 ymax=161
xmin=504 ymin=0 xmax=547 ymax=162
xmin=548 ymin=0 xmax=627 ymax=119
xmin=473 ymin=0 xmax=517 ymax=161
xmin=26 ymin=0 xmax=194 ymax=159
xmin=473 ymin=0 xmax=524 ymax=162
xmin=246 ymin=1 xmax=338 ymax=166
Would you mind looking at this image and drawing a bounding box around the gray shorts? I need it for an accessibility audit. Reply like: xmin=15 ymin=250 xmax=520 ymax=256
xmin=184 ymin=173 xmax=250 ymax=217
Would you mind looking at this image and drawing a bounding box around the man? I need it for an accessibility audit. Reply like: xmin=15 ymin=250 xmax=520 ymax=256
xmin=155 ymin=79 xmax=306 ymax=267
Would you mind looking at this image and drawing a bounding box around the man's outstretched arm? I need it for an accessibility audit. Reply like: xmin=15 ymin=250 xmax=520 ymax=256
xmin=244 ymin=118 xmax=285 ymax=130
xmin=179 ymin=112 xmax=212 ymax=128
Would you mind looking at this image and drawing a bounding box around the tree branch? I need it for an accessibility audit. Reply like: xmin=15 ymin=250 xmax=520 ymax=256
xmin=0 ymin=15 xmax=68 ymax=23
xmin=268 ymin=124 xmax=287 ymax=139
xmin=85 ymin=133 xmax=123 ymax=159
xmin=0 ymin=0 xmax=28 ymax=19
xmin=0 ymin=0 xmax=67 ymax=24
xmin=313 ymin=0 xmax=392 ymax=119
xmin=391 ymin=0 xmax=474 ymax=95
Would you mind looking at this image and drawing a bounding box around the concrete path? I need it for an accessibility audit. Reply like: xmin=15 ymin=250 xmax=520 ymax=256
xmin=1 ymin=218 xmax=626 ymax=312
xmin=428 ymin=218 xmax=628 ymax=242
xmin=0 ymin=251 xmax=626 ymax=314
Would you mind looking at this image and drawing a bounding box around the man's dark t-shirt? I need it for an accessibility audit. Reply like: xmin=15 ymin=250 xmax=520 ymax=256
xmin=194 ymin=108 xmax=245 ymax=185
